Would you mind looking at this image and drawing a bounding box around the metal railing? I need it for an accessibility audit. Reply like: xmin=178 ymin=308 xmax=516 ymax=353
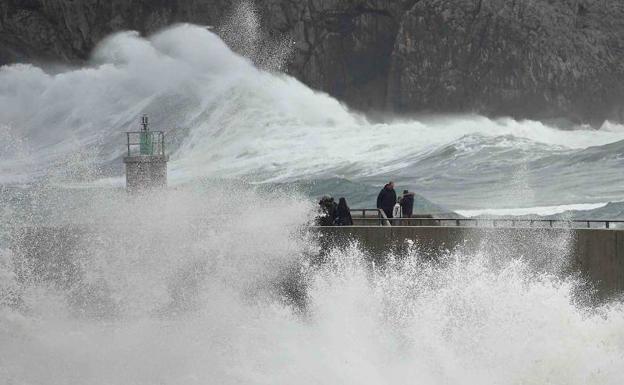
xmin=350 ymin=209 xmax=624 ymax=229
xmin=126 ymin=131 xmax=166 ymax=157
xmin=351 ymin=208 xmax=391 ymax=226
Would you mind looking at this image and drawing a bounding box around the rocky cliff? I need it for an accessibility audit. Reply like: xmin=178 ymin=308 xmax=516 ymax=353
xmin=388 ymin=0 xmax=624 ymax=125
xmin=1 ymin=0 xmax=623 ymax=124
xmin=0 ymin=0 xmax=230 ymax=63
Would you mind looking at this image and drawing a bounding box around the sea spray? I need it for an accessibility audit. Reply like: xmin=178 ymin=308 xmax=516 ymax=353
xmin=1 ymin=184 xmax=624 ymax=384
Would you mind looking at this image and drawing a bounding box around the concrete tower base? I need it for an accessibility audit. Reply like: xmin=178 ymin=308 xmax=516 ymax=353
xmin=123 ymin=155 xmax=169 ymax=192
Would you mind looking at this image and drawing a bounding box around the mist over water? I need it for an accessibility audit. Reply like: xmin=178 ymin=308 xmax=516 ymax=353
xmin=2 ymin=6 xmax=624 ymax=384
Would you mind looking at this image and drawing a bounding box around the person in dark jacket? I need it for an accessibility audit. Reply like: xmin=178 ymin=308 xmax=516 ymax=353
xmin=400 ymin=189 xmax=416 ymax=218
xmin=377 ymin=182 xmax=397 ymax=218
xmin=317 ymin=196 xmax=338 ymax=226
xmin=336 ymin=197 xmax=354 ymax=226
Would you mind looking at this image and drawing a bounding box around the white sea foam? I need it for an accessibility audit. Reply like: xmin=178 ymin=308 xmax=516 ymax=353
xmin=1 ymin=185 xmax=623 ymax=385
xmin=457 ymin=202 xmax=610 ymax=217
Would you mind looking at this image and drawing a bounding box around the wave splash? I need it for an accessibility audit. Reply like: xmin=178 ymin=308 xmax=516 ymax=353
xmin=1 ymin=186 xmax=623 ymax=384
xmin=0 ymin=183 xmax=622 ymax=384
xmin=2 ymin=24 xmax=624 ymax=198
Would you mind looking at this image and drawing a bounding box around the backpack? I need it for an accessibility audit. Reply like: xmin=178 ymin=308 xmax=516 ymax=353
xmin=393 ymin=203 xmax=402 ymax=218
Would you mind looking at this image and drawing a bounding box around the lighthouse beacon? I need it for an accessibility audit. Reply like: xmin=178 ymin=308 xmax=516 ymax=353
xmin=123 ymin=115 xmax=169 ymax=192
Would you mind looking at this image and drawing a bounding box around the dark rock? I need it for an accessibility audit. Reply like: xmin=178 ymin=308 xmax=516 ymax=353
xmin=0 ymin=0 xmax=230 ymax=64
xmin=261 ymin=1 xmax=417 ymax=111
xmin=387 ymin=0 xmax=624 ymax=125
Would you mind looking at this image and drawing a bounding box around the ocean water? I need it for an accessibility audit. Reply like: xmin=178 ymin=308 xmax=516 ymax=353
xmin=1 ymin=24 xmax=624 ymax=212
xmin=1 ymin=10 xmax=624 ymax=384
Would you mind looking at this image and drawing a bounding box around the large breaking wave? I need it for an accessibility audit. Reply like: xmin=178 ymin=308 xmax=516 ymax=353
xmin=2 ymin=24 xmax=624 ymax=210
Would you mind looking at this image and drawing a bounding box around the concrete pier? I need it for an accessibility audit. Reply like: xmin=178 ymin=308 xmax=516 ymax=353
xmin=315 ymin=226 xmax=624 ymax=297
xmin=7 ymin=224 xmax=624 ymax=298
xmin=123 ymin=155 xmax=169 ymax=191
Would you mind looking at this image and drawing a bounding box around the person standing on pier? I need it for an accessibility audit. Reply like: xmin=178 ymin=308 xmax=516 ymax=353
xmin=377 ymin=181 xmax=397 ymax=219
xmin=400 ymin=189 xmax=416 ymax=218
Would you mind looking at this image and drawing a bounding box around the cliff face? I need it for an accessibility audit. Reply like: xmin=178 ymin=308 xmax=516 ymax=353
xmin=388 ymin=0 xmax=624 ymax=125
xmin=2 ymin=0 xmax=624 ymax=124
xmin=0 ymin=0 xmax=229 ymax=63
xmin=261 ymin=1 xmax=418 ymax=111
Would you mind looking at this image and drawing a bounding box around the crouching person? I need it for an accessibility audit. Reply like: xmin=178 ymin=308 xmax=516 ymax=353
xmin=317 ymin=196 xmax=337 ymax=226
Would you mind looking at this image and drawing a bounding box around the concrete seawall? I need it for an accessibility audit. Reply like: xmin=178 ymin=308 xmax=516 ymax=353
xmin=315 ymin=226 xmax=624 ymax=297
xmin=6 ymin=225 xmax=624 ymax=298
